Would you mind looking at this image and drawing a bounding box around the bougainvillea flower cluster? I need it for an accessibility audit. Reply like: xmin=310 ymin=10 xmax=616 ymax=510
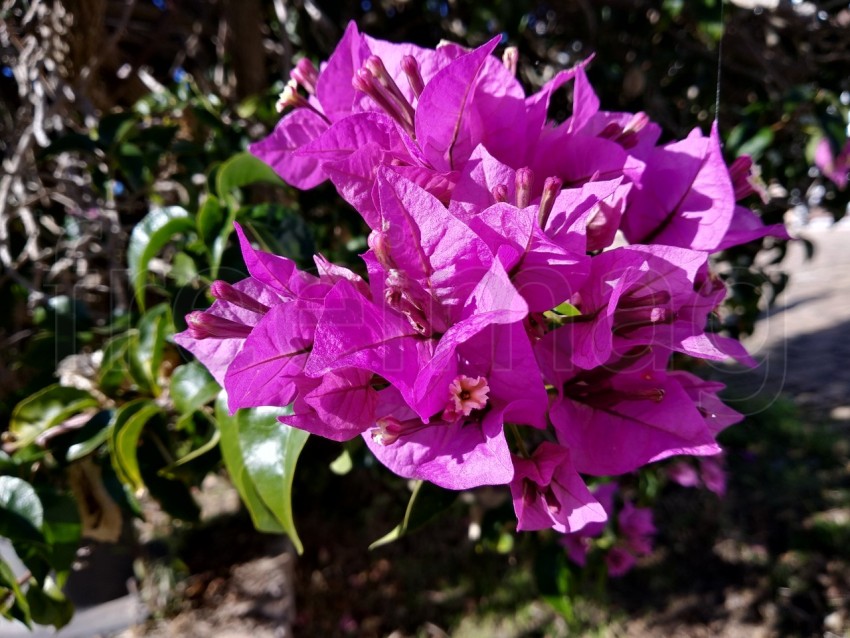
xmin=176 ymin=23 xmax=787 ymax=539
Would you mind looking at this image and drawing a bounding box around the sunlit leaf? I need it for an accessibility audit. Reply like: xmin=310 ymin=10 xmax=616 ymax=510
xmin=171 ymin=362 xmax=220 ymax=415
xmin=0 ymin=558 xmax=31 ymax=628
xmin=215 ymin=151 xmax=285 ymax=199
xmin=214 ymin=392 xmax=308 ymax=552
xmin=65 ymin=410 xmax=113 ymax=462
xmin=9 ymin=385 xmax=98 ymax=450
xmin=214 ymin=393 xmax=286 ymax=534
xmin=108 ymin=399 xmax=162 ymax=492
xmin=128 ymin=304 xmax=172 ymax=395
xmin=127 ymin=206 xmax=195 ymax=311
xmin=329 ymin=449 xmax=353 ymax=476
xmin=0 ymin=477 xmax=44 ymax=545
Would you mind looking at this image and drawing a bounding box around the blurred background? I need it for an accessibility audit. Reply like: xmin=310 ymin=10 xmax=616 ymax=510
xmin=1 ymin=0 xmax=850 ymax=636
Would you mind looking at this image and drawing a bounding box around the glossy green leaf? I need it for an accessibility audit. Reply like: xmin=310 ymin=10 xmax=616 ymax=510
xmin=197 ymin=194 xmax=224 ymax=248
xmin=9 ymin=385 xmax=98 ymax=450
xmin=236 ymin=407 xmax=308 ymax=553
xmin=369 ymin=480 xmax=457 ymax=549
xmin=171 ymin=362 xmax=220 ymax=415
xmin=0 ymin=558 xmax=31 ymax=627
xmin=128 ymin=304 xmax=172 ymax=395
xmin=127 ymin=206 xmax=195 ymax=311
xmin=108 ymin=399 xmax=162 ymax=492
xmin=65 ymin=410 xmax=114 ymax=462
xmin=38 ymin=490 xmax=82 ymax=576
xmin=214 ymin=392 xmax=308 ymax=550
xmin=98 ymin=333 xmax=134 ymax=396
xmin=0 ymin=477 xmax=45 ymax=546
xmin=214 ymin=393 xmax=286 ymax=534
xmin=215 ymin=152 xmax=284 ymax=199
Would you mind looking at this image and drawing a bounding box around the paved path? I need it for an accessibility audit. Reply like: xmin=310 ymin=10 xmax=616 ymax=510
xmin=720 ymin=222 xmax=850 ymax=422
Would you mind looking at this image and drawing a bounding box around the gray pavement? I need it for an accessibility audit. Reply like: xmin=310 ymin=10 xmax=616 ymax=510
xmin=718 ymin=222 xmax=850 ymax=421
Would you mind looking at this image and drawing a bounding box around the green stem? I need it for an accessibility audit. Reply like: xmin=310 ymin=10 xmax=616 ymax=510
xmin=508 ymin=423 xmax=530 ymax=458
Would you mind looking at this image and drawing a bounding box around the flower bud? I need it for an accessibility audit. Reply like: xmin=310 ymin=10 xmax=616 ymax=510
xmin=185 ymin=311 xmax=252 ymax=339
xmin=537 ymin=176 xmax=563 ymax=229
xmin=502 ymin=46 xmax=519 ymax=76
xmin=210 ymin=280 xmax=270 ymax=315
xmin=516 ymin=167 xmax=534 ymax=208
xmin=401 ymin=55 xmax=425 ymax=98
xmin=291 ymin=57 xmax=319 ymax=94
xmin=492 ymin=184 xmax=509 ymax=203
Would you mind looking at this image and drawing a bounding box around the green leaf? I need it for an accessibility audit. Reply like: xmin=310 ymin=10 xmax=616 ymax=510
xmin=66 ymin=410 xmax=114 ymax=462
xmin=9 ymin=385 xmax=98 ymax=450
xmin=128 ymin=304 xmax=172 ymax=395
xmin=159 ymin=428 xmax=220 ymax=479
xmin=170 ymin=251 xmax=199 ymax=286
xmin=370 ymin=480 xmax=457 ymax=549
xmin=98 ymin=333 xmax=134 ymax=395
xmin=97 ymin=111 xmax=136 ymax=148
xmin=0 ymin=477 xmax=45 ymax=545
xmin=39 ymin=132 xmax=97 ymax=157
xmin=25 ymin=577 xmax=74 ymax=629
xmin=170 ymin=362 xmax=220 ymax=415
xmin=109 ymin=399 xmax=162 ymax=492
xmin=552 ymin=301 xmax=581 ymax=317
xmin=0 ymin=558 xmax=31 ymax=627
xmin=197 ymin=195 xmax=229 ymax=279
xmin=738 ymin=127 xmax=774 ymax=161
xmin=214 ymin=393 xmax=308 ymax=551
xmin=197 ymin=195 xmax=224 ymax=248
xmin=235 ymin=406 xmax=308 ymax=553
xmin=214 ymin=393 xmax=285 ymax=534
xmin=38 ymin=490 xmax=82 ymax=576
xmin=128 ymin=207 xmax=195 ymax=311
xmin=215 ymin=152 xmax=284 ymax=199
xmin=238 ymin=205 xmax=314 ymax=264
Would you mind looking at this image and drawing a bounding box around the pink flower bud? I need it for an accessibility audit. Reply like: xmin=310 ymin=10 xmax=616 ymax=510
xmin=515 ymin=167 xmax=534 ymax=208
xmin=291 ymin=57 xmax=319 ymax=94
xmin=537 ymin=176 xmax=563 ymax=229
xmin=209 ymin=280 xmax=270 ymax=315
xmin=492 ymin=184 xmax=509 ymax=203
xmin=185 ymin=311 xmax=252 ymax=339
xmin=401 ymin=55 xmax=425 ymax=98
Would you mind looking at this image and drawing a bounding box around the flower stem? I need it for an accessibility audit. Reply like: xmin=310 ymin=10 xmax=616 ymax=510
xmin=508 ymin=423 xmax=530 ymax=458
